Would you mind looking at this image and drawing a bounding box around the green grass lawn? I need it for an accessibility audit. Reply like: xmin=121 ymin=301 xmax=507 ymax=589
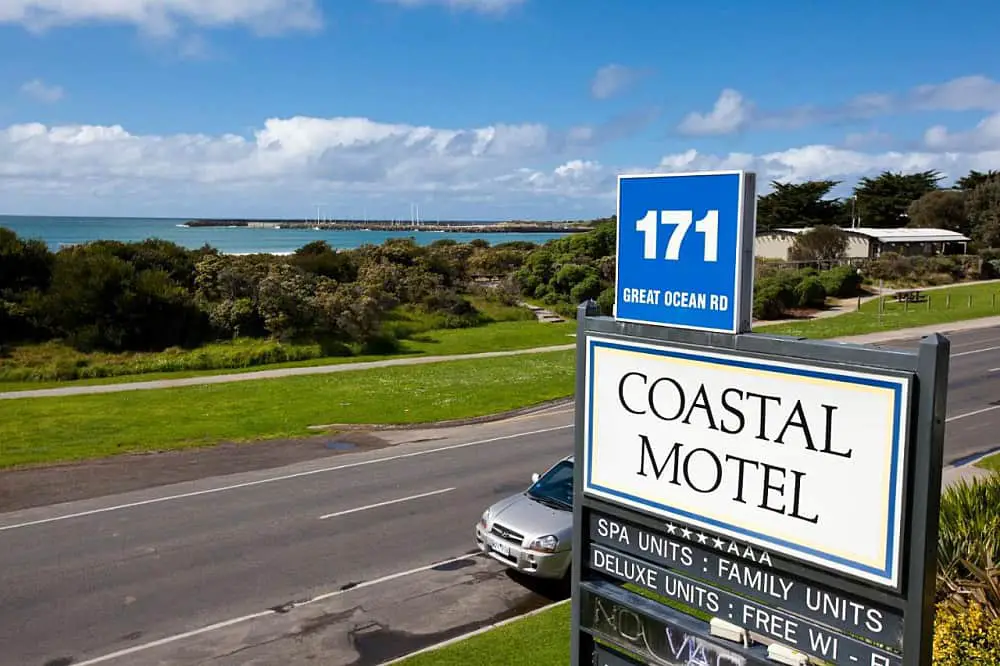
xmin=756 ymin=280 xmax=1000 ymax=339
xmin=0 ymin=318 xmax=576 ymax=393
xmin=0 ymin=349 xmax=575 ymax=469
xmin=975 ymin=452 xmax=1000 ymax=473
xmin=394 ymin=602 xmax=571 ymax=666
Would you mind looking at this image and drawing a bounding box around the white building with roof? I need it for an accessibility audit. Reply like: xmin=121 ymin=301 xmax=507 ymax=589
xmin=755 ymin=226 xmax=971 ymax=260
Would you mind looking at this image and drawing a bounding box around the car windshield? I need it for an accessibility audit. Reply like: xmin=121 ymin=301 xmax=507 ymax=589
xmin=527 ymin=460 xmax=573 ymax=509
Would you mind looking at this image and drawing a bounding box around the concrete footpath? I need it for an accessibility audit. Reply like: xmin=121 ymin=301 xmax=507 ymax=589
xmin=0 ymin=343 xmax=576 ymax=400
xmin=4 ymin=314 xmax=1000 ymax=401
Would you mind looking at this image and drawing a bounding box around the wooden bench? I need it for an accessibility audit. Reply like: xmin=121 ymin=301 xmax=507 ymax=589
xmin=894 ymin=289 xmax=923 ymax=303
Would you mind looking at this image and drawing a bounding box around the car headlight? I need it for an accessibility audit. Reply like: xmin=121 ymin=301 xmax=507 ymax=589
xmin=528 ymin=535 xmax=559 ymax=553
xmin=479 ymin=509 xmax=490 ymax=529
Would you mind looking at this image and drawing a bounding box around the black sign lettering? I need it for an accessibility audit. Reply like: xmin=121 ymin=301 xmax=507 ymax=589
xmin=634 ymin=433 xmax=821 ymax=526
xmin=616 ymin=371 xmax=846 ymax=459
xmin=589 ymin=543 xmax=902 ymax=666
xmin=589 ymin=513 xmax=903 ymax=649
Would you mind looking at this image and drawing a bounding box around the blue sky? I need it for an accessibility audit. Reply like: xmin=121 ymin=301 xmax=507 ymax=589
xmin=1 ymin=0 xmax=999 ymax=220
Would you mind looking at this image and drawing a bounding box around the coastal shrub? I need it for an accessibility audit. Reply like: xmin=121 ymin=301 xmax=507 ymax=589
xmin=793 ymin=275 xmax=827 ymax=308
xmin=753 ymin=282 xmax=786 ymax=320
xmin=360 ymin=331 xmax=402 ymax=355
xmin=818 ymin=265 xmax=862 ymax=297
xmin=0 ymin=339 xmax=329 ymax=382
xmin=862 ymin=253 xmax=980 ymax=286
xmin=596 ymin=287 xmax=615 ymax=316
xmin=569 ymin=274 xmax=603 ymax=305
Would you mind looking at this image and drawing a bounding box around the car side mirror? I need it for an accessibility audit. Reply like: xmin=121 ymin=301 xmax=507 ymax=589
xmin=531 ymin=473 xmax=540 ymax=483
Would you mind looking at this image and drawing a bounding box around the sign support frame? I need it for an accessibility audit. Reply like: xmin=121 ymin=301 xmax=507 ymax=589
xmin=570 ymin=300 xmax=949 ymax=666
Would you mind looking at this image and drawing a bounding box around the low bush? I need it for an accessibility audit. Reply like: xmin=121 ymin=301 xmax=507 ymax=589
xmin=933 ymin=473 xmax=1000 ymax=664
xmin=794 ymin=275 xmax=827 ymax=308
xmin=818 ymin=264 xmax=863 ymax=297
xmin=0 ymin=338 xmax=330 ymax=382
xmin=862 ymin=253 xmax=985 ymax=286
xmin=753 ymin=281 xmax=787 ymax=320
xmin=933 ymin=600 xmax=1000 ymax=665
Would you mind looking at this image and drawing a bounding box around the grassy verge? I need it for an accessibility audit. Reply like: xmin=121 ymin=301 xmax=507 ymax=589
xmin=0 ymin=349 xmax=575 ymax=469
xmin=392 ymin=589 xmax=703 ymax=666
xmin=394 ymin=602 xmax=571 ymax=666
xmin=756 ymin=280 xmax=1000 ymax=339
xmin=0 ymin=317 xmax=575 ymax=393
xmin=975 ymin=452 xmax=1000 ymax=473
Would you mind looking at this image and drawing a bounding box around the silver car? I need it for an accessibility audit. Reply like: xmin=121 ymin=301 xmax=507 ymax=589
xmin=475 ymin=455 xmax=574 ymax=580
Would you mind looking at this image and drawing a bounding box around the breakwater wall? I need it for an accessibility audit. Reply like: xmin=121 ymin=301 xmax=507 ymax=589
xmin=182 ymin=219 xmax=591 ymax=234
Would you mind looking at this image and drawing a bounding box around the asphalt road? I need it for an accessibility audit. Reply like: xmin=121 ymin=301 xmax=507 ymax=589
xmin=1 ymin=325 xmax=999 ymax=665
xmin=0 ymin=406 xmax=577 ymax=666
xmin=871 ymin=325 xmax=1000 ymax=465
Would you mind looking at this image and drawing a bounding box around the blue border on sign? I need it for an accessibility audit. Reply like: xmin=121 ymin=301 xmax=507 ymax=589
xmin=585 ymin=338 xmax=905 ymax=583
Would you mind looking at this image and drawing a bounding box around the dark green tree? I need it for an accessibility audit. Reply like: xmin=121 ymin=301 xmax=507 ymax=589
xmin=853 ymin=170 xmax=943 ymax=228
xmin=755 ymin=181 xmax=845 ymax=231
xmin=955 ymin=170 xmax=1000 ymax=192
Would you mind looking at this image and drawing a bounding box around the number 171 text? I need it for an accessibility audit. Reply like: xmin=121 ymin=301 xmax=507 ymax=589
xmin=635 ymin=209 xmax=719 ymax=262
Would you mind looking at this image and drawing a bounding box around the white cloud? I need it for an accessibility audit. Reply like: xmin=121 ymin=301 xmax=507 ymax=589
xmin=2 ymin=112 xmax=999 ymax=218
xmin=380 ymin=0 xmax=526 ymax=14
xmin=19 ymin=79 xmax=64 ymax=103
xmin=910 ymin=75 xmax=1000 ymax=112
xmin=924 ymin=112 xmax=1000 ymax=151
xmin=677 ymin=89 xmax=752 ymax=135
xmin=590 ymin=64 xmax=643 ymax=100
xmin=679 ymin=75 xmax=1000 ymax=136
xmin=0 ymin=0 xmax=323 ymax=36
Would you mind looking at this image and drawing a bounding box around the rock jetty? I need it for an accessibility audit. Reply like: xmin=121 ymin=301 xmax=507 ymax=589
xmin=182 ymin=219 xmax=591 ymax=234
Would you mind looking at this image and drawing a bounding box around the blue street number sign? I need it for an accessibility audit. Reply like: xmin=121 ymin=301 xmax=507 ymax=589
xmin=614 ymin=171 xmax=757 ymax=334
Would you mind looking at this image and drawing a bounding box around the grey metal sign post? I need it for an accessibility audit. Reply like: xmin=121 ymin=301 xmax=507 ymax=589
xmin=569 ymin=170 xmax=949 ymax=666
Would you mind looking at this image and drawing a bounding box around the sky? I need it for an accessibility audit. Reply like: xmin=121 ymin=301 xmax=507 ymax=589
xmin=1 ymin=0 xmax=999 ymax=221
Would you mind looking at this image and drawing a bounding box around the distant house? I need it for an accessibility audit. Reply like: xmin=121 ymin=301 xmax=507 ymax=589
xmin=754 ymin=227 xmax=971 ymax=261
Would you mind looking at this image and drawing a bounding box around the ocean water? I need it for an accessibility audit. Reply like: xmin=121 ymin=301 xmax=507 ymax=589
xmin=0 ymin=215 xmax=572 ymax=255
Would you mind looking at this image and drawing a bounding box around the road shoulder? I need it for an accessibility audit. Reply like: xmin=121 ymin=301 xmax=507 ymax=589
xmin=0 ymin=399 xmax=573 ymax=513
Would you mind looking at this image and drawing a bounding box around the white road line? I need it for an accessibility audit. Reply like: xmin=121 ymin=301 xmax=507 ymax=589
xmin=953 ymin=345 xmax=1000 ymax=357
xmin=319 ymin=487 xmax=455 ymax=520
xmin=0 ymin=424 xmax=572 ymax=532
xmin=989 ymin=368 xmax=1000 ymax=373
xmin=70 ymin=553 xmax=474 ymax=666
xmin=947 ymin=405 xmax=1000 ymax=423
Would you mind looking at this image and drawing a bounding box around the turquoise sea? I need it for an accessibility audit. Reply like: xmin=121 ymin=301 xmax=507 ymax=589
xmin=0 ymin=215 xmax=572 ymax=255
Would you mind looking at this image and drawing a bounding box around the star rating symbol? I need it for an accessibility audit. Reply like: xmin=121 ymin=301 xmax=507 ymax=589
xmin=680 ymin=526 xmax=692 ymax=540
xmin=712 ymin=537 xmax=726 ymax=550
xmin=665 ymin=523 xmax=677 ymax=535
xmin=696 ymin=533 xmax=709 ymax=545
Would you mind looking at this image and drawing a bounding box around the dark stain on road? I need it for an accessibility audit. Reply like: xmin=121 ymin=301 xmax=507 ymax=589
xmin=119 ymin=630 xmax=143 ymax=641
xmin=324 ymin=440 xmax=358 ymax=451
xmin=340 ymin=581 xmax=360 ymax=591
xmin=296 ymin=607 xmax=359 ymax=637
xmin=43 ymin=658 xmax=73 ymax=666
xmin=431 ymin=557 xmax=476 ymax=572
xmin=347 ymin=595 xmax=560 ymax=666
